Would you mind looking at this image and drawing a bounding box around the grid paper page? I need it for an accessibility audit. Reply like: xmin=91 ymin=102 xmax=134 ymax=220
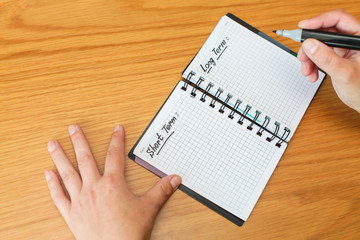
xmin=134 ymin=81 xmax=286 ymax=221
xmin=183 ymin=15 xmax=325 ymax=140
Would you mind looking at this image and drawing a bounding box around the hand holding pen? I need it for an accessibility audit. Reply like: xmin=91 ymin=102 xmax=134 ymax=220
xmin=277 ymin=9 xmax=360 ymax=113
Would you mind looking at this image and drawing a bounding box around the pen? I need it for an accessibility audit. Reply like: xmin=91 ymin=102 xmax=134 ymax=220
xmin=273 ymin=29 xmax=360 ymax=50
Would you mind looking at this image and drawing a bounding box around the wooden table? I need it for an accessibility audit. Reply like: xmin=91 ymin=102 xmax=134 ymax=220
xmin=1 ymin=0 xmax=359 ymax=239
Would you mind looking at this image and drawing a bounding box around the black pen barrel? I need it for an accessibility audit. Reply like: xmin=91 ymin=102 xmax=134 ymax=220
xmin=301 ymin=29 xmax=360 ymax=50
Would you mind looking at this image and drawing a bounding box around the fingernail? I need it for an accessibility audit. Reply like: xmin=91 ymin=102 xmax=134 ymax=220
xmin=298 ymin=19 xmax=309 ymax=28
xmin=114 ymin=124 xmax=121 ymax=132
xmin=45 ymin=171 xmax=52 ymax=182
xmin=309 ymin=74 xmax=318 ymax=83
xmin=303 ymin=39 xmax=318 ymax=55
xmin=170 ymin=175 xmax=181 ymax=189
xmin=48 ymin=140 xmax=56 ymax=153
xmin=68 ymin=124 xmax=77 ymax=136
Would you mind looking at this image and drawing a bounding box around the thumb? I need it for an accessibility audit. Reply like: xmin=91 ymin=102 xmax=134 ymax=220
xmin=302 ymin=39 xmax=349 ymax=78
xmin=144 ymin=175 xmax=182 ymax=212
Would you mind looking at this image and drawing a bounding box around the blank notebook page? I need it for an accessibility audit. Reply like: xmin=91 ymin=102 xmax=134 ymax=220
xmin=183 ymin=15 xmax=325 ymax=139
xmin=134 ymin=81 xmax=286 ymax=221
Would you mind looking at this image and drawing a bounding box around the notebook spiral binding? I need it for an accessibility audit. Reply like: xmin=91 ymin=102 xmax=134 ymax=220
xmin=181 ymin=71 xmax=291 ymax=147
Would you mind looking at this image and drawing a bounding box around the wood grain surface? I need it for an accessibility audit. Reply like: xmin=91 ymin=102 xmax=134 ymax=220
xmin=1 ymin=0 xmax=359 ymax=239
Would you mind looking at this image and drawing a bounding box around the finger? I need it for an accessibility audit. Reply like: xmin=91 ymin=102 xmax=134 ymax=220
xmin=48 ymin=139 xmax=81 ymax=196
xmin=298 ymin=9 xmax=360 ymax=34
xmin=143 ymin=175 xmax=181 ymax=214
xmin=45 ymin=170 xmax=71 ymax=222
xmin=297 ymin=47 xmax=309 ymax=62
xmin=308 ymin=66 xmax=319 ymax=83
xmin=104 ymin=124 xmax=125 ymax=177
xmin=321 ymin=27 xmax=340 ymax=33
xmin=68 ymin=125 xmax=100 ymax=185
xmin=302 ymin=39 xmax=351 ymax=79
xmin=301 ymin=59 xmax=315 ymax=76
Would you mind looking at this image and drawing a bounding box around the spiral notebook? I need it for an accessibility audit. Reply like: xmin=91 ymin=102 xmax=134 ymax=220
xmin=128 ymin=13 xmax=326 ymax=226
